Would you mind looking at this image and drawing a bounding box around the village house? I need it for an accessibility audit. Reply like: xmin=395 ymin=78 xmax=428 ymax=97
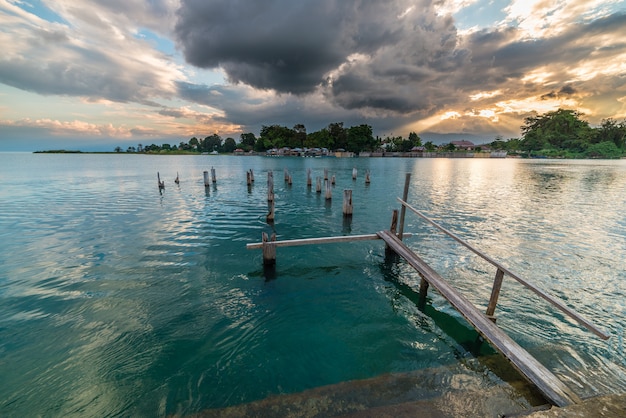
xmin=450 ymin=140 xmax=475 ymax=150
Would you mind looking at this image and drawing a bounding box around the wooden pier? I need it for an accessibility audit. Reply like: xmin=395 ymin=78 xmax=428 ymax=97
xmin=377 ymin=229 xmax=580 ymax=407
xmin=246 ymin=173 xmax=609 ymax=408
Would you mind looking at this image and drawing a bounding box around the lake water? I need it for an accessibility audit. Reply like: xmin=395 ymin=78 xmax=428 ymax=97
xmin=1 ymin=153 xmax=625 ymax=416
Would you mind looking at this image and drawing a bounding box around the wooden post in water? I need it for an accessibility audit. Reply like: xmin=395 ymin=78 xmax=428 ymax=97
xmin=246 ymin=170 xmax=252 ymax=186
xmin=398 ymin=173 xmax=411 ymax=240
xmin=284 ymin=168 xmax=289 ymax=182
xmin=157 ymin=172 xmax=165 ymax=189
xmin=288 ymin=174 xmax=292 ymax=185
xmin=316 ymin=177 xmax=322 ymax=193
xmin=365 ymin=170 xmax=370 ymax=184
xmin=250 ymin=169 xmax=255 ymax=182
xmin=175 ymin=172 xmax=180 ymax=184
xmin=267 ymin=171 xmax=274 ymax=202
xmin=307 ymin=168 xmax=312 ymax=188
xmin=324 ymin=168 xmax=328 ymax=181
xmin=385 ymin=210 xmax=398 ymax=254
xmin=211 ymin=167 xmax=217 ymax=183
xmin=352 ymin=167 xmax=357 ymax=180
xmin=203 ymin=171 xmax=210 ymax=187
xmin=325 ymin=179 xmax=332 ymax=200
xmin=262 ymin=232 xmax=277 ymax=265
xmin=331 ymin=174 xmax=336 ymax=185
xmin=267 ymin=200 xmax=275 ymax=223
xmin=486 ymin=268 xmax=505 ymax=322
xmin=342 ymin=190 xmax=353 ymax=216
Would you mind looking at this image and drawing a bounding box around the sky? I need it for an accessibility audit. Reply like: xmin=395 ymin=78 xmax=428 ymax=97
xmin=0 ymin=0 xmax=625 ymax=151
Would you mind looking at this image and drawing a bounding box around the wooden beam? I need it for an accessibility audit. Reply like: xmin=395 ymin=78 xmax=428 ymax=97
xmin=377 ymin=230 xmax=581 ymax=407
xmin=247 ymin=233 xmax=412 ymax=250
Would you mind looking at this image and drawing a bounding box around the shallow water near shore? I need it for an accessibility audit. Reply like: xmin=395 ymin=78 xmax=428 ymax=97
xmin=1 ymin=153 xmax=626 ymax=416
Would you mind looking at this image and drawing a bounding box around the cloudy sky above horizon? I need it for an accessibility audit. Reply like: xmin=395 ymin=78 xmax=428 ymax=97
xmin=1 ymin=0 xmax=625 ymax=151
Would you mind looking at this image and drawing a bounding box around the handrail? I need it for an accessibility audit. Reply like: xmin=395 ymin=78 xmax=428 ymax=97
xmin=397 ymin=198 xmax=610 ymax=340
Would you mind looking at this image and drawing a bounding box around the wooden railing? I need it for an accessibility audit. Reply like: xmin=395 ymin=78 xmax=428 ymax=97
xmin=396 ymin=196 xmax=609 ymax=340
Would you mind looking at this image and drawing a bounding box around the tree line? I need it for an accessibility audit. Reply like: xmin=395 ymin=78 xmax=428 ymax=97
xmin=117 ymin=122 xmax=427 ymax=154
xmin=116 ymin=110 xmax=626 ymax=158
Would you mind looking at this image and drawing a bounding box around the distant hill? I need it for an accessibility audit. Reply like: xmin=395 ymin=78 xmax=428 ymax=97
xmin=419 ymin=132 xmax=495 ymax=146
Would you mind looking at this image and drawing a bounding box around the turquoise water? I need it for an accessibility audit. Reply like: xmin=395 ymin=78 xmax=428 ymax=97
xmin=1 ymin=153 xmax=626 ymax=416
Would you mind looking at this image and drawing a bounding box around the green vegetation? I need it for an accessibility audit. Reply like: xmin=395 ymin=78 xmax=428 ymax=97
xmin=490 ymin=109 xmax=626 ymax=158
xmin=34 ymin=149 xmax=83 ymax=153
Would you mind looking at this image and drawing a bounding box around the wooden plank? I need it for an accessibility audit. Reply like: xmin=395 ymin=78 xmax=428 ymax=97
xmin=377 ymin=230 xmax=581 ymax=407
xmin=247 ymin=233 xmax=412 ymax=250
xmin=397 ymin=198 xmax=609 ymax=340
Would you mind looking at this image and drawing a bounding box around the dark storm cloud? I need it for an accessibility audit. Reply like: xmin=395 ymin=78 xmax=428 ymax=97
xmin=175 ymin=0 xmax=428 ymax=95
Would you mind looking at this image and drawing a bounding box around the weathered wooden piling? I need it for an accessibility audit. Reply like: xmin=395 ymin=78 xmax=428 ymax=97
xmin=316 ymin=177 xmax=322 ymax=193
xmin=157 ymin=172 xmax=165 ymax=189
xmin=365 ymin=170 xmax=371 ymax=184
xmin=324 ymin=168 xmax=328 ymax=181
xmin=352 ymin=167 xmax=357 ymax=180
xmin=307 ymin=168 xmax=312 ymax=188
xmin=342 ymin=189 xmax=353 ymax=216
xmin=175 ymin=172 xmax=180 ymax=184
xmin=267 ymin=200 xmax=275 ymax=223
xmin=288 ymin=174 xmax=292 ymax=185
xmin=325 ymin=179 xmax=332 ymax=200
xmin=246 ymin=170 xmax=252 ymax=186
xmin=262 ymin=232 xmax=277 ymax=265
xmin=331 ymin=174 xmax=336 ymax=185
xmin=486 ymin=268 xmax=505 ymax=322
xmin=267 ymin=171 xmax=274 ymax=202
xmin=398 ymin=173 xmax=411 ymax=240
xmin=203 ymin=171 xmax=210 ymax=187
xmin=211 ymin=167 xmax=216 ymax=183
xmin=385 ymin=210 xmax=398 ymax=253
